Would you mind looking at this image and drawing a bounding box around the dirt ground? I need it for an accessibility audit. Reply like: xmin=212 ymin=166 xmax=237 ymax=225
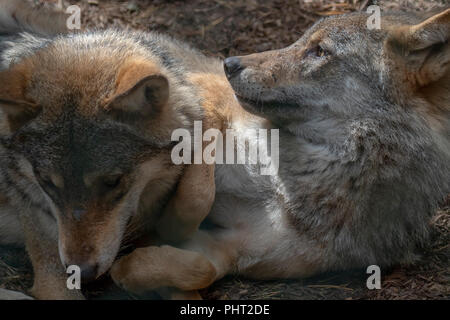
xmin=0 ymin=0 xmax=449 ymax=300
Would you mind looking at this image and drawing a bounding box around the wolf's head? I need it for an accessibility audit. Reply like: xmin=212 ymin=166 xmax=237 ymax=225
xmin=225 ymin=9 xmax=450 ymax=140
xmin=0 ymin=31 xmax=201 ymax=281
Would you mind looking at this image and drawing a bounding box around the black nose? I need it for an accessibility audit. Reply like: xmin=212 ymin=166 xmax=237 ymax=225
xmin=79 ymin=263 xmax=98 ymax=283
xmin=224 ymin=57 xmax=244 ymax=79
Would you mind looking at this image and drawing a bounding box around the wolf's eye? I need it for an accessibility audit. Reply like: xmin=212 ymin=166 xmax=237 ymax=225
xmin=308 ymin=45 xmax=329 ymax=58
xmin=102 ymin=174 xmax=123 ymax=189
xmin=317 ymin=46 xmax=327 ymax=57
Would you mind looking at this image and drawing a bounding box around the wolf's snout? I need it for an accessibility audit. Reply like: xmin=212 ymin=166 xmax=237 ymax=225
xmin=224 ymin=57 xmax=244 ymax=79
xmin=79 ymin=262 xmax=99 ymax=283
xmin=61 ymin=241 xmax=101 ymax=282
xmin=66 ymin=262 xmax=99 ymax=283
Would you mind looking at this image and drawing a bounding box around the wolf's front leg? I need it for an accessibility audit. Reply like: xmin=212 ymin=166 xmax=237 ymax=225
xmin=20 ymin=212 xmax=84 ymax=300
xmin=156 ymin=163 xmax=215 ymax=242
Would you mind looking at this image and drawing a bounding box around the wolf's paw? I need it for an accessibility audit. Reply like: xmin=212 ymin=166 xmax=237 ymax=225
xmin=111 ymin=245 xmax=217 ymax=295
xmin=111 ymin=247 xmax=163 ymax=294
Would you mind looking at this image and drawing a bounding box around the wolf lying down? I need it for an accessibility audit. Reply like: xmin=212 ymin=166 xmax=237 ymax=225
xmin=0 ymin=1 xmax=449 ymax=299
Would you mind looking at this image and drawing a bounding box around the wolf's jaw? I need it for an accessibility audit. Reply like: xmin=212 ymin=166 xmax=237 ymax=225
xmin=235 ymin=93 xmax=256 ymax=106
xmin=234 ymin=94 xmax=263 ymax=116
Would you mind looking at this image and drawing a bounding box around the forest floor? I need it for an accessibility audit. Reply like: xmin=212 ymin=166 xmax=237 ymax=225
xmin=0 ymin=0 xmax=449 ymax=300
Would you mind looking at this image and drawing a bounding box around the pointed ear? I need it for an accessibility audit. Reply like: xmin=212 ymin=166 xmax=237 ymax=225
xmin=0 ymin=69 xmax=40 ymax=132
xmin=387 ymin=9 xmax=450 ymax=87
xmin=105 ymin=59 xmax=169 ymax=120
xmin=106 ymin=75 xmax=169 ymax=117
xmin=0 ymin=99 xmax=40 ymax=132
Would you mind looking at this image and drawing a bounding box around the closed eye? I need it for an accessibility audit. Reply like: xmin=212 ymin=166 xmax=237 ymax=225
xmin=102 ymin=174 xmax=123 ymax=189
xmin=100 ymin=174 xmax=126 ymax=202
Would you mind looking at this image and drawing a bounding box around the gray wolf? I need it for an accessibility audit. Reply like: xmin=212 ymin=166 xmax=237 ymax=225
xmin=110 ymin=8 xmax=450 ymax=297
xmin=0 ymin=0 xmax=217 ymax=299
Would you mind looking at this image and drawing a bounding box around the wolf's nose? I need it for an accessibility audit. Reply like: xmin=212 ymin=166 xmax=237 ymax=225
xmin=224 ymin=57 xmax=244 ymax=79
xmin=79 ymin=263 xmax=99 ymax=283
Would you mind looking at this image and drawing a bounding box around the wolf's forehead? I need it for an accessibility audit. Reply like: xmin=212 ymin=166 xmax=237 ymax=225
xmin=314 ymin=16 xmax=369 ymax=40
xmin=26 ymin=45 xmax=160 ymax=117
xmin=29 ymin=118 xmax=152 ymax=170
xmin=298 ymin=14 xmax=383 ymax=55
xmin=312 ymin=11 xmax=424 ymax=43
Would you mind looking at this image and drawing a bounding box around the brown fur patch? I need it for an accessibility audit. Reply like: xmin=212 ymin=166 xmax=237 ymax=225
xmin=0 ymin=62 xmax=43 ymax=131
xmin=0 ymin=61 xmax=34 ymax=102
xmin=188 ymin=72 xmax=254 ymax=131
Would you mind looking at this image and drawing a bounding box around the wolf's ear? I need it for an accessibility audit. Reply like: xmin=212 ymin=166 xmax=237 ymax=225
xmin=106 ymin=75 xmax=169 ymax=117
xmin=0 ymin=70 xmax=40 ymax=132
xmin=0 ymin=99 xmax=40 ymax=132
xmin=387 ymin=9 xmax=450 ymax=87
xmin=105 ymin=59 xmax=169 ymax=120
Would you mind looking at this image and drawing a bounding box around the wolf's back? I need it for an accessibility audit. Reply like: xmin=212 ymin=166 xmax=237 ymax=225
xmin=0 ymin=0 xmax=68 ymax=36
